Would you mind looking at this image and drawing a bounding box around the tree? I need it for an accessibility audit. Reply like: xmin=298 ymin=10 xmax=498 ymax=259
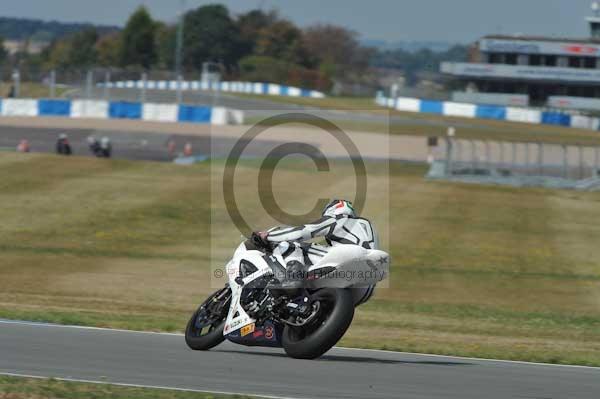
xmin=182 ymin=5 xmax=241 ymax=71
xmin=303 ymin=24 xmax=373 ymax=81
xmin=155 ymin=22 xmax=176 ymax=69
xmin=68 ymin=28 xmax=98 ymax=68
xmin=239 ymin=55 xmax=331 ymax=91
xmin=0 ymin=35 xmax=7 ymax=65
xmin=119 ymin=6 xmax=157 ymax=69
xmin=44 ymin=39 xmax=72 ymax=70
xmin=255 ymin=20 xmax=309 ymax=66
xmin=96 ymin=32 xmax=120 ymax=67
xmin=236 ymin=9 xmax=278 ymax=56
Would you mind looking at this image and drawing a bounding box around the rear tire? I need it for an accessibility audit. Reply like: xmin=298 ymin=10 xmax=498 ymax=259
xmin=282 ymin=288 xmax=354 ymax=359
xmin=185 ymin=288 xmax=231 ymax=351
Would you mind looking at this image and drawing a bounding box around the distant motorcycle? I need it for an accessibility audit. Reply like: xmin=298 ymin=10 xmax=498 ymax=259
xmin=185 ymin=232 xmax=390 ymax=359
xmin=88 ymin=136 xmax=112 ymax=158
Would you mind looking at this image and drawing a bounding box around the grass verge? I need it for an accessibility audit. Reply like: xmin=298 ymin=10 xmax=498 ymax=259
xmin=0 ymin=375 xmax=258 ymax=399
xmin=1 ymin=82 xmax=70 ymax=99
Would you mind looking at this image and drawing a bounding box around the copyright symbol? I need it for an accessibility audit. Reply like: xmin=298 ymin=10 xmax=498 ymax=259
xmin=223 ymin=113 xmax=367 ymax=237
xmin=213 ymin=269 xmax=224 ymax=279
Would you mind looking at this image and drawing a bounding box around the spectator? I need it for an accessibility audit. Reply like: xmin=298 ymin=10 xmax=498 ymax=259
xmin=56 ymin=134 xmax=72 ymax=156
xmin=17 ymin=139 xmax=30 ymax=153
xmin=183 ymin=142 xmax=193 ymax=157
xmin=167 ymin=138 xmax=176 ymax=157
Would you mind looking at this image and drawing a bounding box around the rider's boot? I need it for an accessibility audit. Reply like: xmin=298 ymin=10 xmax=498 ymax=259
xmin=268 ymin=260 xmax=307 ymax=296
xmin=282 ymin=260 xmax=308 ymax=290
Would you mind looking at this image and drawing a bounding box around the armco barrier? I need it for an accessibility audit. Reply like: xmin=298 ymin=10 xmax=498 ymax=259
xmin=0 ymin=98 xmax=244 ymax=126
xmin=571 ymin=115 xmax=600 ymax=130
xmin=109 ymin=101 xmax=143 ymax=119
xmin=395 ymin=97 xmax=420 ymax=112
xmin=475 ymin=105 xmax=506 ymax=120
xmin=38 ymin=99 xmax=71 ymax=116
xmin=99 ymin=80 xmax=326 ymax=99
xmin=142 ymin=103 xmax=178 ymax=123
xmin=505 ymin=107 xmax=542 ymax=124
xmin=2 ymin=99 xmax=39 ymax=117
xmin=443 ymin=102 xmax=476 ymax=118
xmin=178 ymin=105 xmax=212 ymax=123
xmin=420 ymin=100 xmax=443 ymax=114
xmin=71 ymin=100 xmax=110 ymax=119
xmin=541 ymin=112 xmax=571 ymax=126
xmin=375 ymin=94 xmax=600 ymax=132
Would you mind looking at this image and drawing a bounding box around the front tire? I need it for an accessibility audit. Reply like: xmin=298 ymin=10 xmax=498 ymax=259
xmin=282 ymin=288 xmax=354 ymax=359
xmin=185 ymin=287 xmax=231 ymax=351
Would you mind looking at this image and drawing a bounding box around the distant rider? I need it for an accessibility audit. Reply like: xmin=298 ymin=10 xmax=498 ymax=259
xmin=56 ymin=134 xmax=72 ymax=156
xmin=88 ymin=136 xmax=112 ymax=158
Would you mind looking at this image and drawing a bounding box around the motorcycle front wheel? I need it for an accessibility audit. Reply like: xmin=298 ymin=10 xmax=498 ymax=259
xmin=282 ymin=288 xmax=354 ymax=359
xmin=185 ymin=286 xmax=231 ymax=351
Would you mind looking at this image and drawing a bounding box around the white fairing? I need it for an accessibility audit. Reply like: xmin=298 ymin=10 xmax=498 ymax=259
xmin=223 ymin=244 xmax=269 ymax=336
xmin=308 ymin=246 xmax=389 ymax=289
xmin=222 ymin=240 xmax=390 ymax=336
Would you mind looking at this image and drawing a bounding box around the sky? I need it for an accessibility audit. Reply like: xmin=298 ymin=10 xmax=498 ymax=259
xmin=1 ymin=0 xmax=598 ymax=43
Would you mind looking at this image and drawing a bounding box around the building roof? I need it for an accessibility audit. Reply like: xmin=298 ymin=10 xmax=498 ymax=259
xmin=482 ymin=34 xmax=600 ymax=45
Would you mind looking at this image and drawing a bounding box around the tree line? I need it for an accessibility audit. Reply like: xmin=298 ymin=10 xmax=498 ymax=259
xmin=0 ymin=16 xmax=118 ymax=42
xmin=0 ymin=6 xmax=468 ymax=93
xmin=3 ymin=5 xmax=375 ymax=92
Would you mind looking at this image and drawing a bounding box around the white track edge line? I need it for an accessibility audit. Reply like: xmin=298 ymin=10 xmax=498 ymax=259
xmin=0 ymin=371 xmax=300 ymax=399
xmin=1 ymin=318 xmax=598 ymax=370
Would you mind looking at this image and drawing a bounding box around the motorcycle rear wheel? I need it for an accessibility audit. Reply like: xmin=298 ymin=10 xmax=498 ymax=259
xmin=282 ymin=288 xmax=354 ymax=359
xmin=185 ymin=287 xmax=231 ymax=351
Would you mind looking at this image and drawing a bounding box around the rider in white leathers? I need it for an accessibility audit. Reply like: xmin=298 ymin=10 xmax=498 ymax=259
xmin=258 ymin=199 xmax=378 ymax=289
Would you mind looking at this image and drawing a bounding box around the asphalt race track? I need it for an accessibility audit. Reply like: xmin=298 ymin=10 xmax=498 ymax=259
xmin=0 ymin=125 xmax=282 ymax=162
xmin=0 ymin=320 xmax=598 ymax=399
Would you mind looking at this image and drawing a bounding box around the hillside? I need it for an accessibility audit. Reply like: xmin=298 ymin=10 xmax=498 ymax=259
xmin=0 ymin=16 xmax=119 ymax=42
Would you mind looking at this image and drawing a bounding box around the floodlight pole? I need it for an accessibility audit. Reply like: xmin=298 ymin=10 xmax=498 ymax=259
xmin=141 ymin=72 xmax=147 ymax=103
xmin=537 ymin=143 xmax=543 ymax=175
xmin=562 ymin=145 xmax=568 ymax=179
xmin=595 ymin=146 xmax=600 ymax=176
xmin=175 ymin=0 xmax=186 ymax=104
xmin=49 ymin=70 xmax=56 ymax=98
xmin=578 ymin=145 xmax=584 ymax=179
xmin=103 ymin=71 xmax=111 ymax=101
xmin=85 ymin=70 xmax=93 ymax=100
xmin=445 ymin=127 xmax=455 ymax=176
xmin=12 ymin=69 xmax=20 ymax=98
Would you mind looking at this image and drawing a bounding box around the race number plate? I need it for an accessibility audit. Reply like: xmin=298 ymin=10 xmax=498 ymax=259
xmin=240 ymin=323 xmax=255 ymax=337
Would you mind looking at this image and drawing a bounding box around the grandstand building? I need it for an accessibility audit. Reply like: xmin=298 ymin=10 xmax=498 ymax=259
xmin=441 ymin=3 xmax=600 ymax=110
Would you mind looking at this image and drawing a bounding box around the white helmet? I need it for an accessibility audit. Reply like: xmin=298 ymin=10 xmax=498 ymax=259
xmin=322 ymin=199 xmax=356 ymax=218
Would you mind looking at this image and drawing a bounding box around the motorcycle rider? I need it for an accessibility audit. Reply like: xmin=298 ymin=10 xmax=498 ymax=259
xmin=56 ymin=133 xmax=72 ymax=156
xmin=254 ymin=199 xmax=378 ymax=289
xmin=88 ymin=136 xmax=112 ymax=158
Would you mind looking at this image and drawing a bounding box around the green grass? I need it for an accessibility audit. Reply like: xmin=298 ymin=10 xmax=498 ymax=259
xmin=1 ymin=153 xmax=600 ymax=366
xmin=0 ymin=375 xmax=259 ymax=399
xmin=0 ymin=82 xmax=70 ymax=99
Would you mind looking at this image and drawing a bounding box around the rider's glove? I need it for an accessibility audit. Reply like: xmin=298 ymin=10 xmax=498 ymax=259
xmin=251 ymin=231 xmax=271 ymax=251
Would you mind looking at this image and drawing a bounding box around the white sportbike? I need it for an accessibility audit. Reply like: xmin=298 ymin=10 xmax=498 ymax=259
xmin=185 ymin=232 xmax=390 ymax=359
